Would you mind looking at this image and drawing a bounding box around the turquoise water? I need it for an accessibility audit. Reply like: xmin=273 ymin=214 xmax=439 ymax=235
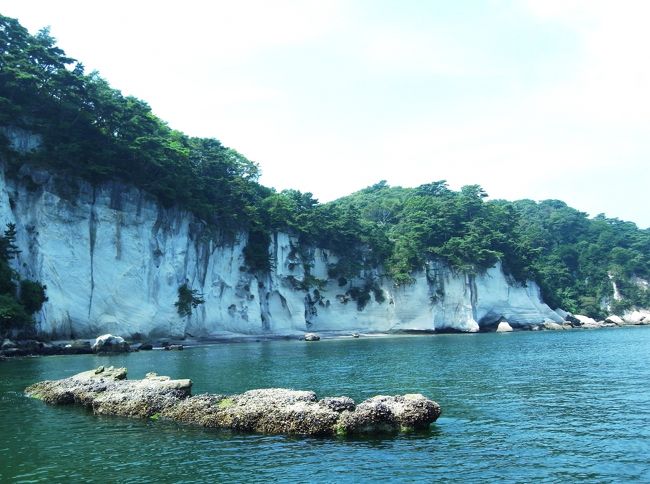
xmin=1 ymin=328 xmax=649 ymax=482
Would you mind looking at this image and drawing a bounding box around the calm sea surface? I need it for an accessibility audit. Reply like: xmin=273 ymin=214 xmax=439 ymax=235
xmin=1 ymin=327 xmax=649 ymax=483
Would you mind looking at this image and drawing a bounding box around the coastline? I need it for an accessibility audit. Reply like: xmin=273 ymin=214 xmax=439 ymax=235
xmin=3 ymin=318 xmax=650 ymax=360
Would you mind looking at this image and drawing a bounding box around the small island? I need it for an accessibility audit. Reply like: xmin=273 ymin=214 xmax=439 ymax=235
xmin=25 ymin=366 xmax=441 ymax=437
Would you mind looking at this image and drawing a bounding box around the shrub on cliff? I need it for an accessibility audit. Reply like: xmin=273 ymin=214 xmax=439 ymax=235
xmin=175 ymin=284 xmax=205 ymax=318
xmin=0 ymin=223 xmax=47 ymax=335
xmin=0 ymin=294 xmax=32 ymax=332
xmin=19 ymin=280 xmax=48 ymax=314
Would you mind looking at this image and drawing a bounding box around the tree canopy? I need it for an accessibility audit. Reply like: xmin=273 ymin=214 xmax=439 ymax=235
xmin=1 ymin=14 xmax=648 ymax=318
xmin=0 ymin=14 xmax=266 ymax=230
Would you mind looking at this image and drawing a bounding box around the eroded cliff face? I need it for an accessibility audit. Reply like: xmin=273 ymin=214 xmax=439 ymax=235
xmin=0 ymin=162 xmax=563 ymax=338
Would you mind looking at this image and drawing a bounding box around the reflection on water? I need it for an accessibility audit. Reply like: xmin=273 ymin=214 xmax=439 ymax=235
xmin=1 ymin=328 xmax=650 ymax=482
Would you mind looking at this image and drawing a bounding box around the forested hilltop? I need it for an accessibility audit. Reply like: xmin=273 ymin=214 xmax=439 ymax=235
xmin=1 ymin=14 xmax=649 ymax=319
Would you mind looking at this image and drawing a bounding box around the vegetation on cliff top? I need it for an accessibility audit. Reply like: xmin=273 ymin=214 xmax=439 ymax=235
xmin=0 ymin=223 xmax=47 ymax=335
xmin=1 ymin=14 xmax=648 ymax=318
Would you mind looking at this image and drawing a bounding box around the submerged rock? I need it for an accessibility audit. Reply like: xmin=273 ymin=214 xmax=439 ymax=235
xmin=25 ymin=367 xmax=441 ymax=437
xmin=164 ymin=344 xmax=184 ymax=351
xmin=0 ymin=339 xmax=95 ymax=357
xmin=64 ymin=340 xmax=93 ymax=355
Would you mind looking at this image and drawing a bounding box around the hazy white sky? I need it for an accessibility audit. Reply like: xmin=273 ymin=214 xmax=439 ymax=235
xmin=2 ymin=0 xmax=649 ymax=227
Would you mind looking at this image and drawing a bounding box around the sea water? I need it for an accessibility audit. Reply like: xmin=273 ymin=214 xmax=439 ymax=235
xmin=1 ymin=327 xmax=649 ymax=482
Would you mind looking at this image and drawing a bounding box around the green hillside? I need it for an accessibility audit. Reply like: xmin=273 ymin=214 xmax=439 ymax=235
xmin=1 ymin=14 xmax=648 ymax=318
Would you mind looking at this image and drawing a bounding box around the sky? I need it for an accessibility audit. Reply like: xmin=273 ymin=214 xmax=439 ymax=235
xmin=2 ymin=0 xmax=649 ymax=228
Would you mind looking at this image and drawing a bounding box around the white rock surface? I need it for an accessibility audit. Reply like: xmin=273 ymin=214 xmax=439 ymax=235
xmin=554 ymin=308 xmax=570 ymax=320
xmin=574 ymin=315 xmax=601 ymax=328
xmin=605 ymin=315 xmax=624 ymax=325
xmin=496 ymin=321 xmax=513 ymax=332
xmin=92 ymin=334 xmax=128 ymax=352
xmin=0 ymin=127 xmax=41 ymax=153
xmin=0 ymin=161 xmax=565 ymax=337
xmin=622 ymin=310 xmax=650 ymax=325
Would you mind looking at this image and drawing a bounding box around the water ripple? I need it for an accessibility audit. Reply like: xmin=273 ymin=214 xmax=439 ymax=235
xmin=1 ymin=327 xmax=649 ymax=482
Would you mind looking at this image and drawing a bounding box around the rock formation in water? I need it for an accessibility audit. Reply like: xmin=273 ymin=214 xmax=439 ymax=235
xmin=0 ymin=151 xmax=565 ymax=338
xmin=91 ymin=334 xmax=130 ymax=353
xmin=25 ymin=366 xmax=441 ymax=436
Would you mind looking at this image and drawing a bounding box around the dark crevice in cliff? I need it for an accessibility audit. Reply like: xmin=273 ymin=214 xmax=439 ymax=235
xmin=88 ymin=186 xmax=97 ymax=319
xmin=468 ymin=274 xmax=478 ymax=323
xmin=259 ymin=276 xmax=271 ymax=331
xmin=195 ymin=231 xmax=211 ymax=290
xmin=114 ymin=212 xmax=122 ymax=260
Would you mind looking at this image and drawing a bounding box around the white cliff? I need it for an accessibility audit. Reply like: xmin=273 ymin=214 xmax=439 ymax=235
xmin=0 ymin=161 xmax=564 ymax=338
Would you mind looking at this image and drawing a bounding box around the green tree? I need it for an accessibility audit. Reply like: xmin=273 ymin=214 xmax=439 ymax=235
xmin=175 ymin=283 xmax=205 ymax=318
xmin=0 ymin=294 xmax=32 ymax=332
xmin=2 ymin=15 xmax=649 ymax=318
xmin=0 ymin=223 xmax=20 ymax=260
xmin=0 ymin=220 xmax=47 ymax=334
xmin=19 ymin=280 xmax=48 ymax=313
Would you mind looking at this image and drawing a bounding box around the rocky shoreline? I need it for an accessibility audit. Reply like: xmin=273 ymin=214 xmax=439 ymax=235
xmin=25 ymin=366 xmax=441 ymax=437
xmin=2 ymin=310 xmax=650 ymax=360
xmin=490 ymin=312 xmax=650 ymax=333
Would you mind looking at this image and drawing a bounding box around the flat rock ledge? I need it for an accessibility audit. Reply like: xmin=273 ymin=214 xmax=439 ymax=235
xmin=25 ymin=366 xmax=441 ymax=437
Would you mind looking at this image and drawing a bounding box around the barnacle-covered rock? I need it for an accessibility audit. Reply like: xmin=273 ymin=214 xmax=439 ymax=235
xmin=25 ymin=367 xmax=441 ymax=437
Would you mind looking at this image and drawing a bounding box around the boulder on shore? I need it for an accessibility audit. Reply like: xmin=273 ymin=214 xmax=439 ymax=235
xmin=496 ymin=322 xmax=513 ymax=333
xmin=605 ymin=315 xmax=624 ymax=326
xmin=25 ymin=367 xmax=441 ymax=437
xmin=2 ymin=339 xmax=17 ymax=350
xmin=92 ymin=334 xmax=130 ymax=354
xmin=562 ymin=314 xmax=582 ymax=327
xmin=164 ymin=344 xmax=183 ymax=351
xmin=65 ymin=340 xmax=93 ymax=354
xmin=574 ymin=315 xmax=602 ymax=329
xmin=623 ymin=310 xmax=650 ymax=325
